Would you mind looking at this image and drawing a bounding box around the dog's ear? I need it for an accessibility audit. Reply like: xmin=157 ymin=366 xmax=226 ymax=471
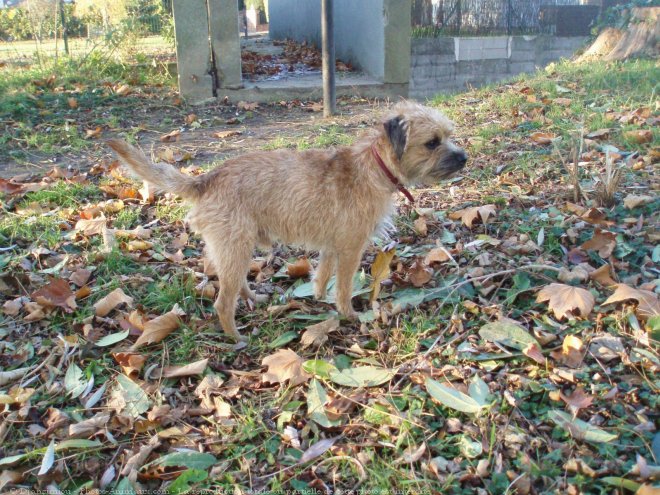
xmin=384 ymin=115 xmax=407 ymax=161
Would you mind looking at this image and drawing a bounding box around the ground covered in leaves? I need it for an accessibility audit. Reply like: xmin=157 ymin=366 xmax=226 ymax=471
xmin=0 ymin=59 xmax=659 ymax=494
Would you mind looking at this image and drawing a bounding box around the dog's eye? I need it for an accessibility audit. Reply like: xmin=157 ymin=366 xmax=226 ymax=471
xmin=425 ymin=137 xmax=441 ymax=150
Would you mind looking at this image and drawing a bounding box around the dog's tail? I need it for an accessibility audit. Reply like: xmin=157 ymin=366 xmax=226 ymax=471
xmin=107 ymin=139 xmax=202 ymax=201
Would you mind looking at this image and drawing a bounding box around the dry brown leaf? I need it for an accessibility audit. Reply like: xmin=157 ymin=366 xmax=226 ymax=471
xmin=237 ymin=101 xmax=259 ymax=111
xmin=94 ymin=288 xmax=134 ymax=317
xmin=70 ymin=268 xmax=92 ymax=287
xmin=553 ymin=97 xmax=572 ymax=106
xmin=126 ymin=240 xmax=153 ymax=252
xmin=262 ymin=349 xmax=310 ymax=386
xmin=449 ymin=204 xmax=496 ymax=228
xmin=68 ymin=413 xmax=111 ymax=438
xmin=370 ymin=248 xmax=395 ymax=302
xmin=623 ymin=129 xmax=652 ymax=144
xmin=536 ymin=283 xmax=594 ymax=320
xmin=553 ymin=335 xmax=585 ymax=368
xmin=586 ymin=128 xmax=610 ymax=140
xmin=75 ymin=217 xmax=107 ymax=236
xmin=529 ymin=132 xmax=557 ymax=145
xmin=301 ymin=318 xmax=339 ymax=348
xmin=559 ymin=386 xmax=594 ymax=415
xmin=602 ymin=284 xmax=659 ymax=319
xmin=287 ymin=258 xmax=312 ymax=278
xmin=131 ymin=305 xmax=186 ymax=350
xmin=413 ymin=216 xmax=428 ymax=236
xmin=407 ymin=259 xmax=433 ymax=287
xmin=31 ymin=278 xmax=77 ymax=313
xmin=589 ymin=264 xmax=617 ymax=287
xmin=212 ymin=130 xmax=242 ymax=139
xmin=67 ymin=97 xmax=78 ymax=109
xmin=580 ymin=228 xmax=616 ymax=258
xmin=115 ymin=84 xmax=131 ymax=96
xmin=157 ymin=358 xmax=208 ymax=378
xmin=160 ymin=129 xmax=181 ymax=143
xmin=623 ymin=194 xmax=654 ymax=209
xmin=112 ymin=352 xmax=146 ymax=379
xmin=2 ymin=297 xmax=23 ymax=316
xmin=425 ymin=246 xmax=451 ymax=265
xmin=184 ymin=113 xmax=197 ymax=124
xmin=522 ymin=342 xmax=545 ymax=365
xmin=86 ymin=127 xmax=102 ymax=139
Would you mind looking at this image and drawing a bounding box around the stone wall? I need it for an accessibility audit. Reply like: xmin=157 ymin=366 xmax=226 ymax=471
xmin=410 ymin=35 xmax=587 ymax=100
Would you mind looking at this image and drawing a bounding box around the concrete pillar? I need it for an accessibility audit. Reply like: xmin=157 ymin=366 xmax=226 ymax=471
xmin=383 ymin=0 xmax=411 ymax=84
xmin=208 ymin=0 xmax=243 ymax=89
xmin=172 ymin=0 xmax=214 ymax=101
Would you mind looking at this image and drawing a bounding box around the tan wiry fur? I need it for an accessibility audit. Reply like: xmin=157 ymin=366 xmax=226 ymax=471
xmin=107 ymin=101 xmax=467 ymax=341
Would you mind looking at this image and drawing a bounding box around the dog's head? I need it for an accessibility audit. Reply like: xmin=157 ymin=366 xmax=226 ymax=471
xmin=382 ymin=101 xmax=467 ymax=184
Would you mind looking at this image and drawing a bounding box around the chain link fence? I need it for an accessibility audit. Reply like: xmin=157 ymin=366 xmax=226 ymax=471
xmin=412 ymin=0 xmax=601 ymax=36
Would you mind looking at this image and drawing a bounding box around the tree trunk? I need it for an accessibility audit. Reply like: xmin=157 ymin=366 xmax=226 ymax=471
xmin=578 ymin=7 xmax=659 ymax=62
xmin=606 ymin=7 xmax=659 ymax=60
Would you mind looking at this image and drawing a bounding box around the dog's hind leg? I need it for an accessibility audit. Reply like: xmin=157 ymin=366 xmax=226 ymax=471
xmin=313 ymin=250 xmax=336 ymax=300
xmin=205 ymin=235 xmax=254 ymax=341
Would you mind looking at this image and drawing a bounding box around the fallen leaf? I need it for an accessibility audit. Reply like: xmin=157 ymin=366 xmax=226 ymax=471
xmin=623 ymin=194 xmax=654 ymax=209
xmin=523 ymin=342 xmax=546 ymax=365
xmin=623 ymin=129 xmax=652 ymax=144
xmin=287 ymin=258 xmax=312 ymax=278
xmin=407 ymin=259 xmax=433 ymax=287
xmin=31 ymin=278 xmax=77 ymax=312
xmin=547 ymin=409 xmax=617 ymax=443
xmin=426 ymin=378 xmax=483 ymax=414
xmin=68 ymin=413 xmax=111 ymax=437
xmin=449 ymin=204 xmax=496 ymax=228
xmin=590 ymin=264 xmax=617 ymax=286
xmin=529 ymin=132 xmax=557 ymax=145
xmin=586 ymin=128 xmax=610 ymax=140
xmin=559 ymin=386 xmax=594 ymax=415
xmin=370 ymin=248 xmax=395 ymax=302
xmin=262 ymin=349 xmax=310 ymax=386
xmin=414 ymin=216 xmax=428 ymax=236
xmin=536 ymin=283 xmax=594 ymax=319
xmin=479 ymin=319 xmax=539 ymax=351
xmin=2 ymin=297 xmax=23 ymax=316
xmin=212 ymin=130 xmax=242 ymax=139
xmin=554 ymin=335 xmax=585 ymax=368
xmin=602 ymin=284 xmax=659 ymax=319
xmin=580 ymin=229 xmax=617 ymax=258
xmin=115 ymin=84 xmax=131 ymax=96
xmin=70 ymin=268 xmax=92 ymax=287
xmin=67 ymin=97 xmax=78 ymax=109
xmin=237 ymin=101 xmax=258 ymax=111
xmin=395 ymin=443 xmax=427 ymax=465
xmin=425 ymin=246 xmax=451 ymax=265
xmin=112 ymin=352 xmax=147 ymax=379
xmin=184 ymin=113 xmax=197 ymax=124
xmin=301 ymin=318 xmax=339 ymax=348
xmin=160 ymin=129 xmax=181 ymax=143
xmin=86 ymin=127 xmax=102 ymax=139
xmin=75 ymin=217 xmax=107 ymax=236
xmin=131 ymin=305 xmax=186 ymax=350
xmin=110 ymin=374 xmax=151 ymax=417
xmin=329 ymin=366 xmax=395 ymax=388
xmin=553 ymin=97 xmax=572 ymax=106
xmin=157 ymin=358 xmax=209 ymax=378
xmin=94 ymin=288 xmax=134 ymax=317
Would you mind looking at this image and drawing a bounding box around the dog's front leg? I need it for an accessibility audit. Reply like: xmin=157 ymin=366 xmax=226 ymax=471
xmin=334 ymin=247 xmax=363 ymax=319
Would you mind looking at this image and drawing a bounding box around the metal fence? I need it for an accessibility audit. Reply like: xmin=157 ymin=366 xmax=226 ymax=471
xmin=411 ymin=0 xmax=600 ymax=36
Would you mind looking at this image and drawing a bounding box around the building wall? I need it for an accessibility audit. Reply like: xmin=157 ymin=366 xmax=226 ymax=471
xmin=269 ymin=0 xmax=385 ymax=79
xmin=410 ymin=35 xmax=587 ymax=100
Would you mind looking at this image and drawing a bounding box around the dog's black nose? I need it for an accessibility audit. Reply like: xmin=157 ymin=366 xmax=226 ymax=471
xmin=454 ymin=150 xmax=468 ymax=167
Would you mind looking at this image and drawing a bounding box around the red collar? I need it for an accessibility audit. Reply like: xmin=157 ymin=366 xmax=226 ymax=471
xmin=371 ymin=144 xmax=414 ymax=204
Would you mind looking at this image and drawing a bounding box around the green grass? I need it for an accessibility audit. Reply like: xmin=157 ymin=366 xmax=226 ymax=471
xmin=19 ymin=181 xmax=102 ymax=209
xmin=0 ymin=210 xmax=67 ymax=248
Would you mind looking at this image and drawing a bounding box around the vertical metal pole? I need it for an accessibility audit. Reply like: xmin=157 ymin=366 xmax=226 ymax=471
xmin=59 ymin=0 xmax=69 ymax=55
xmin=322 ymin=0 xmax=336 ymax=117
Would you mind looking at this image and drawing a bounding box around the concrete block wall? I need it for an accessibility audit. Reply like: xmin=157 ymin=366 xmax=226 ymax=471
xmin=410 ymin=35 xmax=586 ymax=100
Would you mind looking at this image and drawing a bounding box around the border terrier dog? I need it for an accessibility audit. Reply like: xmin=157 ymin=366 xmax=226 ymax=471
xmin=108 ymin=101 xmax=467 ymax=341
